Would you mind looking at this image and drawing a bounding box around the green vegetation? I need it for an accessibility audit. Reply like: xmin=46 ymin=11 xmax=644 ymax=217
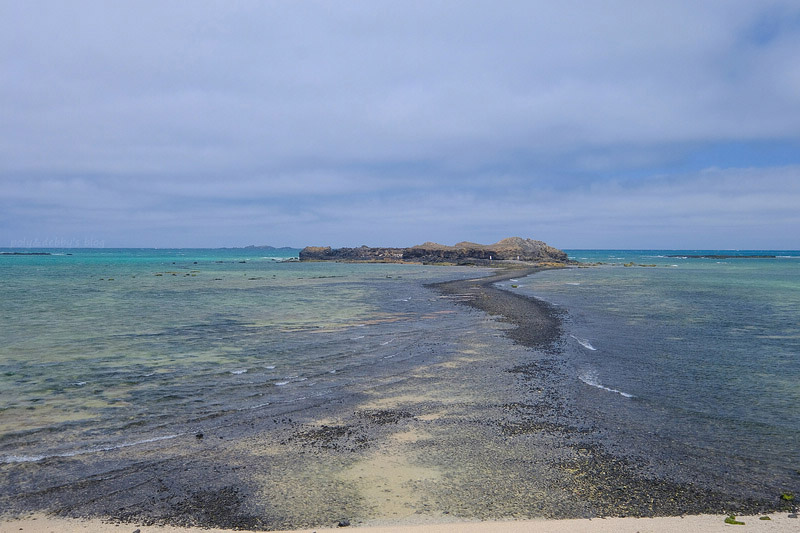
xmin=781 ymin=492 xmax=794 ymax=501
xmin=724 ymin=515 xmax=745 ymax=525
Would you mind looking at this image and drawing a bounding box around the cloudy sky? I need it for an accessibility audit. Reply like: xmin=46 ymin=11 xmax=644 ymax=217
xmin=2 ymin=1 xmax=799 ymax=249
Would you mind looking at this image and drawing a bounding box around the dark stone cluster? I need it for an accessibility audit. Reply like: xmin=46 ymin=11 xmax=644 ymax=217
xmin=299 ymin=237 xmax=570 ymax=264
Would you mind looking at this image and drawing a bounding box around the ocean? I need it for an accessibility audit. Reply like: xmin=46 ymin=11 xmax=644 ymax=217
xmin=509 ymin=250 xmax=800 ymax=496
xmin=0 ymin=249 xmax=487 ymax=464
xmin=0 ymin=248 xmax=798 ymax=519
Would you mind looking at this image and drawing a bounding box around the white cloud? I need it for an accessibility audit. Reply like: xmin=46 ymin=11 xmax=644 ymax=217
xmin=1 ymin=1 xmax=799 ymax=247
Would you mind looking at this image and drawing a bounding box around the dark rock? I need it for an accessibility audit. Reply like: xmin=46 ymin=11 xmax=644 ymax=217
xmin=299 ymin=245 xmax=405 ymax=262
xmin=357 ymin=409 xmax=413 ymax=425
xmin=300 ymin=237 xmax=570 ymax=264
xmin=0 ymin=252 xmax=52 ymax=255
xmin=405 ymin=237 xmax=568 ymax=263
xmin=170 ymin=486 xmax=264 ymax=529
xmin=337 ymin=518 xmax=351 ymax=527
xmin=195 ymin=432 xmax=204 ymax=439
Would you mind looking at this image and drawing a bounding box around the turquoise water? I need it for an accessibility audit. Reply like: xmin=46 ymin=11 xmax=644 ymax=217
xmin=0 ymin=249 xmax=476 ymax=463
xmin=510 ymin=250 xmax=800 ymax=492
xmin=1 ymin=248 xmax=798 ymax=500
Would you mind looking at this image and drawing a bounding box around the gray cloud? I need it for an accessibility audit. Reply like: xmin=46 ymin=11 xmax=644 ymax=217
xmin=2 ymin=1 xmax=799 ymax=248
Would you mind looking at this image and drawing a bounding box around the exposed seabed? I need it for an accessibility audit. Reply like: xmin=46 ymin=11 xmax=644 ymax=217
xmin=1 ymin=267 xmax=790 ymax=531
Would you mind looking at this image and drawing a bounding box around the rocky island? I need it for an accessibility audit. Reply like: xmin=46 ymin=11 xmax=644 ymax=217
xmin=300 ymin=237 xmax=570 ymax=265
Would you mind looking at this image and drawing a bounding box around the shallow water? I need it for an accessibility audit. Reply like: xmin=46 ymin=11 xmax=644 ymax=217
xmin=0 ymin=249 xmax=482 ymax=464
xmin=512 ymin=250 xmax=800 ymax=495
xmin=1 ymin=248 xmax=798 ymax=522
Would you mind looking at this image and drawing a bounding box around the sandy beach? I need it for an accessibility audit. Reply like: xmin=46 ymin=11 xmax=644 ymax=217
xmin=2 ymin=513 xmax=798 ymax=533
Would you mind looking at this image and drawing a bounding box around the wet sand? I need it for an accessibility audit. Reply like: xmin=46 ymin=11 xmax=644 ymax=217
xmin=1 ymin=266 xmax=792 ymax=531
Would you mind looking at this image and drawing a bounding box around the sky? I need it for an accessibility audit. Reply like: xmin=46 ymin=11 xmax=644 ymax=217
xmin=2 ymin=1 xmax=800 ymax=249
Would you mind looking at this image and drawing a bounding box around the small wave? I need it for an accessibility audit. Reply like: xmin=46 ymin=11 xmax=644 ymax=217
xmin=243 ymin=402 xmax=271 ymax=410
xmin=265 ymin=365 xmax=276 ymax=370
xmin=579 ymin=371 xmax=634 ymax=398
xmin=570 ymin=335 xmax=597 ymax=351
xmin=1 ymin=434 xmax=180 ymax=464
xmin=230 ymin=369 xmax=248 ymax=375
xmin=380 ymin=338 xmax=394 ymax=346
xmin=275 ymin=381 xmax=290 ymax=386
xmin=351 ymin=335 xmax=365 ymax=340
xmin=565 ymin=282 xmax=580 ymax=286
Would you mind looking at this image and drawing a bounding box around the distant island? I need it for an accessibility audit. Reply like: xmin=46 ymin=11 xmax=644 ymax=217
xmin=242 ymin=245 xmax=298 ymax=251
xmin=300 ymin=237 xmax=570 ymax=265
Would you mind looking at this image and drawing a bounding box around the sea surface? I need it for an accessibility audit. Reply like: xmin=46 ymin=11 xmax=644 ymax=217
xmin=1 ymin=248 xmax=798 ymax=506
xmin=507 ymin=250 xmax=800 ymax=496
xmin=0 ymin=248 xmax=480 ymax=465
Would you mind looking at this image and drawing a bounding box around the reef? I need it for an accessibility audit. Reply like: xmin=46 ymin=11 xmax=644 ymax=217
xmin=299 ymin=237 xmax=570 ymax=265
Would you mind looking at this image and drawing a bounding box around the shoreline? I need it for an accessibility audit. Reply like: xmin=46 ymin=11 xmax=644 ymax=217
xmin=2 ymin=512 xmax=799 ymax=533
xmin=1 ymin=264 xmax=791 ymax=530
xmin=431 ymin=266 xmax=786 ymax=516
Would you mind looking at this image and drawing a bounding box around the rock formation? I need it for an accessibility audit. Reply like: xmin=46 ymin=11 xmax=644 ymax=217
xmin=299 ymin=237 xmax=569 ymax=264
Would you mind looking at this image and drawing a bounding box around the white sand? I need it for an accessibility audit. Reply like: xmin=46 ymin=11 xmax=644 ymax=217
xmin=1 ymin=513 xmax=797 ymax=533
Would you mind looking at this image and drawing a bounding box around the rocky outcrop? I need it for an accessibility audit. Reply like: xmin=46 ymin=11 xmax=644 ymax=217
xmin=299 ymin=246 xmax=405 ymax=262
xmin=299 ymin=237 xmax=569 ymax=264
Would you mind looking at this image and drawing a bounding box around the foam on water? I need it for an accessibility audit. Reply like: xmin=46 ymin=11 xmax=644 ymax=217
xmin=578 ymin=370 xmax=634 ymax=398
xmin=570 ymin=335 xmax=597 ymax=351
